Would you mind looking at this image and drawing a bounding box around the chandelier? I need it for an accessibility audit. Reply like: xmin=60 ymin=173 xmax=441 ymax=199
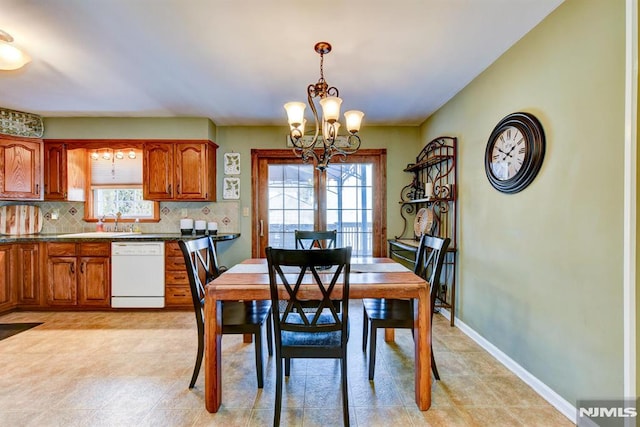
xmin=284 ymin=42 xmax=364 ymax=172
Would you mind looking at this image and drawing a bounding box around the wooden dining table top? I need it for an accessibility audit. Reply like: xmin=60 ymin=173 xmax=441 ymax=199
xmin=207 ymin=257 xmax=426 ymax=300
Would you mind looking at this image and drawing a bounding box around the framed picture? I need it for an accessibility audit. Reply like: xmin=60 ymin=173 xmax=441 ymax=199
xmin=224 ymin=152 xmax=241 ymax=175
xmin=223 ymin=177 xmax=240 ymax=200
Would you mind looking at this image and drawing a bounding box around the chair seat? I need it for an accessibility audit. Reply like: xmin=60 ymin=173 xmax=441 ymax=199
xmin=223 ymin=300 xmax=272 ymax=327
xmin=362 ymin=298 xmax=413 ymax=323
xmin=281 ymin=312 xmax=345 ymax=347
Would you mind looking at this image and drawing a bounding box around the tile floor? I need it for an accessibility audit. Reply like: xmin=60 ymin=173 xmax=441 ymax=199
xmin=0 ymin=302 xmax=573 ymax=426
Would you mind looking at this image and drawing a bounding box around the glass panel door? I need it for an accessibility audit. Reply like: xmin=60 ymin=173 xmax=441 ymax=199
xmin=251 ymin=149 xmax=386 ymax=258
xmin=326 ymin=163 xmax=373 ymax=256
xmin=267 ymin=163 xmax=315 ymax=248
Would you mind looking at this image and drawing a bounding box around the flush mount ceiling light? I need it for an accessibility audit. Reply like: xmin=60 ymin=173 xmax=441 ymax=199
xmin=0 ymin=30 xmax=30 ymax=71
xmin=284 ymin=42 xmax=364 ymax=172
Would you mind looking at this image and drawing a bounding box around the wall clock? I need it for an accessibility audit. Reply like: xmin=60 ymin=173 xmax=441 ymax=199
xmin=484 ymin=112 xmax=545 ymax=194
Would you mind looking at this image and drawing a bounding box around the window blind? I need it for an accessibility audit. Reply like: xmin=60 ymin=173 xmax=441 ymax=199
xmin=90 ymin=149 xmax=142 ymax=185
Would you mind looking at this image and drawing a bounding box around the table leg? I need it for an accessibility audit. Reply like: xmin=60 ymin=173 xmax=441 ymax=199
xmin=384 ymin=328 xmax=395 ymax=342
xmin=205 ymin=291 xmax=223 ymax=412
xmin=414 ymin=287 xmax=432 ymax=410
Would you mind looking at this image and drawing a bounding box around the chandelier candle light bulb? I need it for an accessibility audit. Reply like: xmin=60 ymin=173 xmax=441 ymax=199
xmin=319 ymin=96 xmax=342 ymax=123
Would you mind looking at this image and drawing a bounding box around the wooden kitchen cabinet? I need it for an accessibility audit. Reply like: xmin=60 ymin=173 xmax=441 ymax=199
xmin=143 ymin=140 xmax=217 ymax=201
xmin=43 ymin=142 xmax=86 ymax=201
xmin=46 ymin=242 xmax=110 ymax=307
xmin=78 ymin=256 xmax=110 ymax=306
xmin=16 ymin=243 xmax=41 ymax=306
xmin=164 ymin=240 xmax=192 ymax=308
xmin=0 ymin=136 xmax=43 ymax=200
xmin=0 ymin=244 xmax=15 ymax=312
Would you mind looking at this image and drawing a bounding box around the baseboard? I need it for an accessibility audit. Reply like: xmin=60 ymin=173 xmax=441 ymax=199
xmin=437 ymin=308 xmax=576 ymax=424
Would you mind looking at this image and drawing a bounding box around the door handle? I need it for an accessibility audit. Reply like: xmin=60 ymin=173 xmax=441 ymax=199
xmin=167 ymin=184 xmax=172 ymax=194
xmin=70 ymin=263 xmax=75 ymax=274
xmin=260 ymin=220 xmax=264 ymax=237
xmin=177 ymin=184 xmax=180 ymax=194
xmin=80 ymin=262 xmax=85 ymax=274
xmin=35 ymin=184 xmax=39 ymax=195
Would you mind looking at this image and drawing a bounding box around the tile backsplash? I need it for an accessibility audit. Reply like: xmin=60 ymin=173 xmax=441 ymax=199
xmin=0 ymin=200 xmax=240 ymax=235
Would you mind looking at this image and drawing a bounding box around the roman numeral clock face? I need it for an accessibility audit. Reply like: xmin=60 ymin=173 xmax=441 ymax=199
xmin=484 ymin=112 xmax=546 ymax=194
xmin=490 ymin=126 xmax=525 ymax=180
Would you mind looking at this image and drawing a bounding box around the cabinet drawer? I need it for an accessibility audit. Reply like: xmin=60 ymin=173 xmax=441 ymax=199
xmin=165 ymin=241 xmax=182 ymax=257
xmin=165 ymin=271 xmax=189 ymax=285
xmin=47 ymin=242 xmax=76 ymax=256
xmin=165 ymin=256 xmax=186 ymax=271
xmin=166 ymin=285 xmax=192 ymax=306
xmin=78 ymin=243 xmax=110 ymax=257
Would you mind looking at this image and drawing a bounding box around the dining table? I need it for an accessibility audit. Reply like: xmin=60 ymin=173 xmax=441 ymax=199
xmin=203 ymin=256 xmax=432 ymax=413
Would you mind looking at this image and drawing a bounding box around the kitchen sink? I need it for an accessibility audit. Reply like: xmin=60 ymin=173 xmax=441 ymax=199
xmin=57 ymin=231 xmax=143 ymax=238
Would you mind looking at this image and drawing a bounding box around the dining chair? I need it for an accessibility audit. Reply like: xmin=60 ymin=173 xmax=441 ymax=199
xmin=266 ymin=246 xmax=352 ymax=427
xmin=179 ymin=236 xmax=273 ymax=389
xmin=362 ymin=234 xmax=450 ymax=381
xmin=294 ymin=229 xmax=337 ymax=249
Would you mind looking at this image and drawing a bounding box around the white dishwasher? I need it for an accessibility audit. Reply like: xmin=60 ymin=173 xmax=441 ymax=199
xmin=111 ymin=241 xmax=165 ymax=308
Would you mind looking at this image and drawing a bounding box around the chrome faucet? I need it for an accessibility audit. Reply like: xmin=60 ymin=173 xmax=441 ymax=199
xmin=114 ymin=212 xmax=122 ymax=232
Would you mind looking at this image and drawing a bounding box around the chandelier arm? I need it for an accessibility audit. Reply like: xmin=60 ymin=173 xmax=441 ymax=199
xmin=307 ymin=84 xmax=321 ymax=147
xmin=326 ymin=86 xmax=339 ymax=98
xmin=332 ymin=134 xmax=362 ymax=156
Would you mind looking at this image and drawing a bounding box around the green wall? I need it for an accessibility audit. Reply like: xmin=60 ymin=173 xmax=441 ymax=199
xmin=43 ymin=117 xmax=215 ymax=139
xmin=421 ymin=0 xmax=625 ymax=405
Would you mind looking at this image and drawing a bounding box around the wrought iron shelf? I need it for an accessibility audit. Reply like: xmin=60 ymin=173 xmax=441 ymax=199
xmin=403 ymin=154 xmax=453 ymax=172
xmin=389 ymin=135 xmax=457 ymax=326
xmin=399 ymin=197 xmax=453 ymax=204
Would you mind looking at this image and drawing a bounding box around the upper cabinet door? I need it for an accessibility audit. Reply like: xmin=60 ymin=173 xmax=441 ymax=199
xmin=143 ymin=143 xmax=174 ymax=200
xmin=175 ymin=143 xmax=208 ymax=200
xmin=0 ymin=136 xmax=43 ymax=200
xmin=43 ymin=142 xmax=67 ymax=200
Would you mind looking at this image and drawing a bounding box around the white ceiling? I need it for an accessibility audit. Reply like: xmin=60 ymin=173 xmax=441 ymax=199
xmin=0 ymin=0 xmax=564 ymax=126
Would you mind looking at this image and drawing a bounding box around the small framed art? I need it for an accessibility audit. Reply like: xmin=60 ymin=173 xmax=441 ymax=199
xmin=223 ymin=177 xmax=240 ymax=199
xmin=224 ymin=152 xmax=241 ymax=175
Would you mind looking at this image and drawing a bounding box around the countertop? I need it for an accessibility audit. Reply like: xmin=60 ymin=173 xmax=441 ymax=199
xmin=0 ymin=232 xmax=241 ymax=243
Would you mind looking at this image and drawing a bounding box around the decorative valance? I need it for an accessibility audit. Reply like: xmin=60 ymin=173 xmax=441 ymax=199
xmin=0 ymin=107 xmax=44 ymax=138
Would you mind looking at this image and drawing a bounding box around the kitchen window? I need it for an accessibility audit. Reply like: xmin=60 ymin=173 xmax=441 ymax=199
xmin=85 ymin=148 xmax=159 ymax=222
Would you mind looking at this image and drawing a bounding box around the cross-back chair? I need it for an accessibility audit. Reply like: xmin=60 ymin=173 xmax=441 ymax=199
xmin=266 ymin=246 xmax=352 ymax=427
xmin=362 ymin=234 xmax=450 ymax=381
xmin=179 ymin=236 xmax=273 ymax=389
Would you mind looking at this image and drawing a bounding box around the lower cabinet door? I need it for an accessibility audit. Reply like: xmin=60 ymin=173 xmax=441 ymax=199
xmin=17 ymin=243 xmax=40 ymax=306
xmin=47 ymin=257 xmax=77 ymax=306
xmin=78 ymin=257 xmax=110 ymax=307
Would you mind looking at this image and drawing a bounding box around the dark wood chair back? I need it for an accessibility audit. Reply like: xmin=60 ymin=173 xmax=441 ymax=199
xmin=414 ymin=234 xmax=451 ymax=311
xmin=294 ymin=229 xmax=337 ymax=249
xmin=180 ymin=236 xmax=272 ymax=389
xmin=179 ymin=236 xmax=220 ymax=319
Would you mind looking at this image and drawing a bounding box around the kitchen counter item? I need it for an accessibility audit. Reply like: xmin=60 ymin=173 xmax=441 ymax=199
xmin=0 ymin=205 xmax=43 ymax=235
xmin=180 ymin=218 xmax=194 ymax=235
